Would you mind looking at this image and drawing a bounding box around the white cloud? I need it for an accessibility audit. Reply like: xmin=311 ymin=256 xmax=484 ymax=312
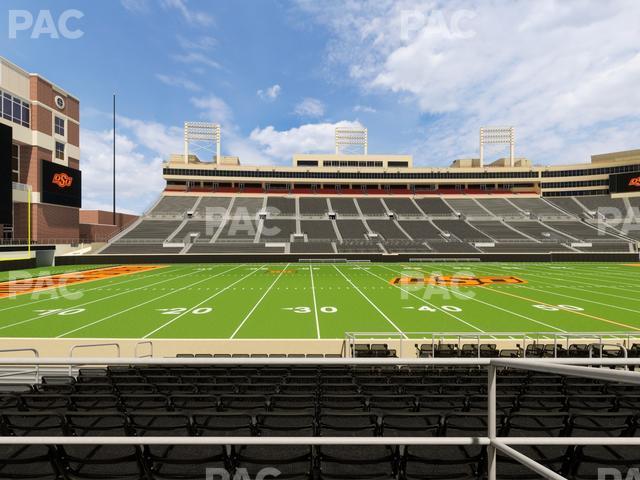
xmin=250 ymin=120 xmax=364 ymax=160
xmin=176 ymin=34 xmax=216 ymax=51
xmin=353 ymin=104 xmax=376 ymax=113
xmin=120 ymin=0 xmax=149 ymax=13
xmin=81 ymin=129 xmax=165 ymax=214
xmin=294 ymin=97 xmax=325 ymax=117
xmin=257 ymin=84 xmax=282 ymax=101
xmin=155 ymin=74 xmax=201 ymax=92
xmin=298 ymin=0 xmax=640 ymax=165
xmin=172 ymin=51 xmax=221 ymax=69
xmin=161 ymin=0 xmax=213 ymax=26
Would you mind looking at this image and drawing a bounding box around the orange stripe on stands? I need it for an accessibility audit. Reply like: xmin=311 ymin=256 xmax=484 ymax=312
xmin=0 ymin=265 xmax=165 ymax=299
xmin=482 ymin=285 xmax=640 ymax=331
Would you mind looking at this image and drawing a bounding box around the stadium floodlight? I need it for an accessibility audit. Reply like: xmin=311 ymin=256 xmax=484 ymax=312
xmin=479 ymin=126 xmax=515 ymax=167
xmin=335 ymin=126 xmax=368 ymax=155
xmin=184 ymin=122 xmax=221 ymax=164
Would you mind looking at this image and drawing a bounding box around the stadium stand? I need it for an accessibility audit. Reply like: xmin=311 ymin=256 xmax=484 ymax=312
xmin=383 ymin=198 xmax=423 ymax=217
xmin=475 ymin=198 xmax=525 ymax=218
xmin=300 ymin=220 xmax=338 ymax=240
xmin=336 ymin=219 xmax=370 ymax=240
xmin=2 ymin=361 xmax=636 ymax=479
xmin=508 ymin=198 xmax=567 ymax=217
xmin=299 ymin=198 xmax=329 ymax=217
xmin=266 ymin=197 xmax=296 ymax=216
xmin=367 ymin=220 xmax=411 ymax=240
xmin=357 ymin=198 xmax=388 ymax=216
xmin=397 ymin=220 xmax=444 ymax=240
xmin=446 ymin=198 xmax=492 ymax=217
xmin=432 ymin=219 xmax=491 ymax=241
xmin=261 ymin=219 xmax=297 ymax=241
xmin=468 ymin=221 xmax=528 ymax=240
xmin=328 ymin=198 xmax=359 ymax=216
xmin=148 ymin=196 xmax=198 ymax=217
xmin=119 ymin=220 xmax=183 ymax=240
xmin=414 ymin=198 xmax=455 ymax=217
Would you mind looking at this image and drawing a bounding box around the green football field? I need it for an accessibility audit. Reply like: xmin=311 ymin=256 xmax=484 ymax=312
xmin=1 ymin=262 xmax=640 ymax=339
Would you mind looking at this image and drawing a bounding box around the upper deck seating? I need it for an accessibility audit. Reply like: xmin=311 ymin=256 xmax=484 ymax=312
xmin=476 ymin=198 xmax=526 ymax=217
xmin=446 ymin=199 xmax=492 ymax=217
xmin=414 ymin=198 xmax=455 ymax=216
xmin=543 ymin=221 xmax=617 ymax=241
xmin=148 ymin=196 xmax=198 ymax=216
xmin=383 ymin=198 xmax=422 ymax=216
xmin=366 ymin=220 xmax=410 ymax=240
xmin=432 ymin=219 xmax=490 ymax=241
xmin=509 ymin=198 xmax=567 ymax=217
xmin=299 ymin=198 xmax=328 ymax=216
xmin=356 ymin=198 xmax=388 ymax=216
xmin=301 ymin=220 xmax=337 ymax=240
xmin=266 ymin=197 xmax=295 ymax=216
xmin=193 ymin=196 xmax=231 ymax=217
xmin=546 ymin=198 xmax=588 ymax=217
xmin=329 ymin=198 xmax=359 ymax=216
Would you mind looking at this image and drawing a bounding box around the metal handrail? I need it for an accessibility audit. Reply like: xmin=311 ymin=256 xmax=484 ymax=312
xmin=134 ymin=341 xmax=154 ymax=358
xmin=0 ymin=348 xmax=39 ymax=383
xmin=67 ymin=342 xmax=121 ymax=374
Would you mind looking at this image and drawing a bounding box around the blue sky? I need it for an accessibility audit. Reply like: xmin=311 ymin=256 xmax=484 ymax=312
xmin=2 ymin=0 xmax=639 ymax=213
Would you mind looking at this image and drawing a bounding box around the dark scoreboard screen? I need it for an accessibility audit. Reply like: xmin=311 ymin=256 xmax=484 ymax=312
xmin=609 ymin=171 xmax=640 ymax=194
xmin=41 ymin=160 xmax=82 ymax=208
xmin=0 ymin=124 xmax=12 ymax=225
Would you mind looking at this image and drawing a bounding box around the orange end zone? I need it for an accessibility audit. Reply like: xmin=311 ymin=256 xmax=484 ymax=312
xmin=389 ymin=275 xmax=527 ymax=287
xmin=624 ymin=264 xmax=640 ymax=267
xmin=0 ymin=265 xmax=165 ymax=299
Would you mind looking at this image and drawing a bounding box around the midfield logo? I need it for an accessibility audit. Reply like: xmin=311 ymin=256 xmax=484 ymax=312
xmin=52 ymin=172 xmax=73 ymax=188
xmin=389 ymin=275 xmax=526 ymax=286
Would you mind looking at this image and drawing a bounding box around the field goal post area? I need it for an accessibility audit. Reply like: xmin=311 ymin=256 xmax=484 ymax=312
xmin=345 ymin=331 xmax=640 ymax=358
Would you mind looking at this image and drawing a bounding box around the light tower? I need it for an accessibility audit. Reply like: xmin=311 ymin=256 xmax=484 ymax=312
xmin=479 ymin=126 xmax=515 ymax=167
xmin=184 ymin=122 xmax=221 ymax=164
xmin=335 ymin=126 xmax=368 ymax=155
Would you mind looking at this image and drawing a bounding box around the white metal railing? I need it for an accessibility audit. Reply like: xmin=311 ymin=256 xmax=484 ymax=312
xmin=0 ymin=348 xmax=39 ymax=383
xmin=0 ymin=356 xmax=638 ymax=480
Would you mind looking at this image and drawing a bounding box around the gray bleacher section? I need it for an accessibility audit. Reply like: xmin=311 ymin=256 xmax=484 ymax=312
xmin=546 ymin=197 xmax=587 ymax=217
xmin=428 ymin=242 xmax=479 ymax=253
xmin=329 ymin=198 xmax=358 ymax=216
xmin=336 ymin=219 xmax=369 ymax=239
xmin=383 ymin=198 xmax=422 ymax=216
xmin=216 ymin=217 xmax=258 ymax=241
xmin=576 ymin=243 xmax=631 ymax=252
xmin=148 ymin=196 xmax=198 ymax=216
xmin=384 ymin=241 xmax=430 ymax=253
xmin=366 ymin=219 xmax=410 ymax=240
xmin=482 ymin=243 xmax=569 ymax=253
xmin=336 ymin=241 xmax=382 ymax=253
xmin=398 ymin=220 xmax=443 ymax=240
xmin=299 ymin=198 xmax=328 ymax=216
xmin=290 ymin=242 xmax=334 ymax=253
xmin=503 ymin=221 xmax=571 ymax=241
xmin=544 ymin=221 xmax=616 ymax=241
xmin=509 ymin=198 xmax=566 ymax=217
xmin=261 ymin=219 xmax=297 ymax=241
xmin=476 ymin=198 xmax=524 ymax=217
xmin=232 ymin=197 xmax=263 ymax=217
xmin=300 ymin=220 xmax=337 ymax=240
xmin=100 ymin=244 xmax=183 ymax=254
xmin=446 ymin=198 xmax=490 ymax=217
xmin=119 ymin=220 xmax=182 ymax=240
xmin=266 ymin=197 xmax=295 ymax=216
xmin=189 ymin=243 xmax=284 ymax=254
xmin=173 ymin=220 xmax=215 ymax=241
xmin=432 ymin=219 xmax=490 ymax=241
xmin=356 ymin=198 xmax=388 ymax=216
xmin=469 ymin=221 xmax=527 ymax=240
xmin=414 ymin=197 xmax=454 ymax=216
xmin=194 ymin=197 xmax=231 ymax=216
xmin=576 ymin=195 xmax=628 ymax=214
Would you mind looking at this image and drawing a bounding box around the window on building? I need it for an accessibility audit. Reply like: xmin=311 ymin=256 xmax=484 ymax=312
xmin=54 ymin=116 xmax=65 ymax=136
xmin=55 ymin=142 xmax=65 ymax=160
xmin=0 ymin=90 xmax=30 ymax=127
xmin=11 ymin=144 xmax=19 ymax=183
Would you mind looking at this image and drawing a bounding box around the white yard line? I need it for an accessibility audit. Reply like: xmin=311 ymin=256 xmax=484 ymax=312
xmin=0 ymin=265 xmax=178 ymax=313
xmin=504 ymin=263 xmax=640 ymax=289
xmin=332 ymin=265 xmax=408 ymax=339
xmin=229 ymin=263 xmax=291 ymax=339
xmin=360 ymin=266 xmax=486 ymax=334
xmin=521 ymin=285 xmax=640 ymax=314
xmin=0 ymin=265 xmax=208 ymax=332
xmin=143 ymin=264 xmax=267 ymax=339
xmin=309 ymin=266 xmax=321 ymax=339
xmin=57 ymin=264 xmax=246 ymax=338
xmin=378 ymin=264 xmax=567 ymax=333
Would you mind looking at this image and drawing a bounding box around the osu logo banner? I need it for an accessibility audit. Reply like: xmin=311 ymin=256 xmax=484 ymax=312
xmin=52 ymin=172 xmax=73 ymax=188
xmin=628 ymin=176 xmax=640 ymax=187
xmin=389 ymin=275 xmax=526 ymax=287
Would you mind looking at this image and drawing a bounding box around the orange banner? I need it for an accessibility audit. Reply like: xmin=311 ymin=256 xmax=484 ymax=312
xmin=0 ymin=265 xmax=164 ymax=299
